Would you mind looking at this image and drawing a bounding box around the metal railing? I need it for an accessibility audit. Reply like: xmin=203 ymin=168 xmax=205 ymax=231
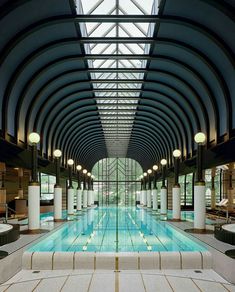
xmin=0 ymin=203 xmax=16 ymax=223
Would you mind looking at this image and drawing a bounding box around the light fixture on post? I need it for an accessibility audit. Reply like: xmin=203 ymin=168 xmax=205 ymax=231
xmin=76 ymin=165 xmax=82 ymax=211
xmin=152 ymin=165 xmax=158 ymax=211
xmin=53 ymin=149 xmax=63 ymax=221
xmin=67 ymin=159 xmax=74 ymax=216
xmin=194 ymin=132 xmax=206 ymax=230
xmin=172 ymin=149 xmax=181 ymax=221
xmin=82 ymin=169 xmax=88 ymax=208
xmin=160 ymin=159 xmax=167 ymax=218
xmin=28 ymin=132 xmax=40 ymax=231
xmin=87 ymin=172 xmax=92 ymax=207
xmin=142 ymin=172 xmax=147 ymax=207
xmin=147 ymin=169 xmax=152 ymax=208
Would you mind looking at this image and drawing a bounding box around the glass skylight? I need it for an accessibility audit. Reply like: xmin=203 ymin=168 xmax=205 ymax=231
xmin=76 ymin=0 xmax=158 ymax=157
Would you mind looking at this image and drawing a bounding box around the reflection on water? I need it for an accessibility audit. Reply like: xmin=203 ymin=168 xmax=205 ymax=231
xmin=28 ymin=207 xmax=207 ymax=252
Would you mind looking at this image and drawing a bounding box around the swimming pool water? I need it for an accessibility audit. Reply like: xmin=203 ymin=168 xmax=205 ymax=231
xmin=28 ymin=207 xmax=207 ymax=252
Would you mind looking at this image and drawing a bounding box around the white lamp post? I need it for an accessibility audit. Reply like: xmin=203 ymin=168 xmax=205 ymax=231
xmin=76 ymin=165 xmax=82 ymax=211
xmin=172 ymin=149 xmax=181 ymax=220
xmin=194 ymin=132 xmax=206 ymax=230
xmin=147 ymin=169 xmax=152 ymax=208
xmin=67 ymin=159 xmax=74 ymax=215
xmin=87 ymin=172 xmax=92 ymax=207
xmin=83 ymin=169 xmax=88 ymax=208
xmin=152 ymin=165 xmax=158 ymax=211
xmin=53 ymin=149 xmax=62 ymax=221
xmin=28 ymin=132 xmax=40 ymax=230
xmin=160 ymin=159 xmax=167 ymax=216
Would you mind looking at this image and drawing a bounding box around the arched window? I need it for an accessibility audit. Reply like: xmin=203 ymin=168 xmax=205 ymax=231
xmin=92 ymin=158 xmax=143 ymax=206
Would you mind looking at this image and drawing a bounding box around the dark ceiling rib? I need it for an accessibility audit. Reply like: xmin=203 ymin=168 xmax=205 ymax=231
xmin=132 ymin=121 xmax=175 ymax=156
xmin=3 ymin=13 xmax=233 ymax=136
xmin=56 ymin=114 xmax=102 ymax=152
xmin=56 ymin=119 xmax=101 ymax=154
xmin=44 ymin=107 xmax=101 ymax=158
xmin=20 ymin=68 xmax=200 ymax=148
xmin=0 ymin=0 xmax=234 ymax=171
xmin=132 ymin=115 xmax=180 ymax=155
xmin=45 ymin=102 xmax=183 ymax=160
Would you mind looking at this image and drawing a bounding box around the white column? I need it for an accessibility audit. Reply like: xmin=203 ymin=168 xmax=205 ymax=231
xmin=147 ymin=190 xmax=151 ymax=208
xmin=172 ymin=186 xmax=181 ymax=220
xmin=152 ymin=189 xmax=158 ymax=211
xmin=194 ymin=184 xmax=206 ymax=229
xmin=54 ymin=187 xmax=62 ymax=220
xmin=83 ymin=190 xmax=87 ymax=208
xmin=160 ymin=187 xmax=167 ymax=214
xmin=142 ymin=190 xmax=147 ymax=206
xmin=87 ymin=190 xmax=92 ymax=207
xmin=67 ymin=188 xmax=74 ymax=215
xmin=76 ymin=189 xmax=82 ymax=211
xmin=28 ymin=185 xmax=40 ymax=230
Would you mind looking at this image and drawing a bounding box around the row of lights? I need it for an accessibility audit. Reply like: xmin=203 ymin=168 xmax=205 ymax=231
xmin=29 ymin=132 xmax=95 ymax=179
xmin=140 ymin=132 xmax=206 ymax=178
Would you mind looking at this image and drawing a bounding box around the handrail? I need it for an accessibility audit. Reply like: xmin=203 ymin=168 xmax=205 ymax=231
xmin=0 ymin=203 xmax=17 ymax=223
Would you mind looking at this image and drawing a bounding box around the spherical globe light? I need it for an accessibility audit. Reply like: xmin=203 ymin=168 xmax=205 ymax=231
xmin=143 ymin=172 xmax=147 ymax=177
xmin=76 ymin=165 xmax=82 ymax=171
xmin=67 ymin=159 xmax=74 ymax=166
xmin=147 ymin=169 xmax=152 ymax=174
xmin=140 ymin=175 xmax=144 ymax=179
xmin=83 ymin=169 xmax=87 ymax=174
xmin=53 ymin=149 xmax=62 ymax=158
xmin=153 ymin=165 xmax=158 ymax=171
xmin=87 ymin=172 xmax=91 ymax=177
xmin=173 ymin=149 xmax=181 ymax=158
xmin=160 ymin=159 xmax=167 ymax=166
xmin=91 ymin=175 xmax=95 ymax=179
xmin=28 ymin=132 xmax=40 ymax=144
xmin=194 ymin=132 xmax=206 ymax=144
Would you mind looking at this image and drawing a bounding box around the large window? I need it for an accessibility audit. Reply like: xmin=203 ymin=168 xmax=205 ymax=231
xmin=40 ymin=173 xmax=56 ymax=200
xmin=92 ymin=158 xmax=142 ymax=206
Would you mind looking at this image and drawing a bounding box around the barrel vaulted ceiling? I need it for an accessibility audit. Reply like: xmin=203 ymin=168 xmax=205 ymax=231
xmin=0 ymin=0 xmax=234 ymax=171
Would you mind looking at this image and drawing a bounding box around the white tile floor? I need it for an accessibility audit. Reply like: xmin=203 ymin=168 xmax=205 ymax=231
xmin=0 ymin=269 xmax=235 ymax=292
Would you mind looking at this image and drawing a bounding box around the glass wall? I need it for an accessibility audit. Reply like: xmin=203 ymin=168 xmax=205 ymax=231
xmin=40 ymin=173 xmax=56 ymax=200
xmin=92 ymin=158 xmax=142 ymax=206
xmin=176 ymin=169 xmax=222 ymax=208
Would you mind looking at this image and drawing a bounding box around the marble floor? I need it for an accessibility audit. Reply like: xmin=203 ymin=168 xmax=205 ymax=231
xmin=0 ymin=269 xmax=235 ymax=292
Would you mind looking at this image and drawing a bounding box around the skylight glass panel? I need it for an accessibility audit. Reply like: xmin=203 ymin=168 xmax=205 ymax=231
xmin=77 ymin=0 xmax=157 ymax=157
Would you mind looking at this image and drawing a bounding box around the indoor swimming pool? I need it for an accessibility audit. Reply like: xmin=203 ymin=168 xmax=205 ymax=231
xmin=28 ymin=207 xmax=207 ymax=252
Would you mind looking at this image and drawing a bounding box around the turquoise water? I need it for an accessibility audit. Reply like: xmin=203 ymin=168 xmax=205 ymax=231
xmin=28 ymin=207 xmax=207 ymax=252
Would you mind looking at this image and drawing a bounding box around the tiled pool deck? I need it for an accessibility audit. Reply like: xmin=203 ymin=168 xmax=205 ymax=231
xmin=0 ymin=208 xmax=235 ymax=290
